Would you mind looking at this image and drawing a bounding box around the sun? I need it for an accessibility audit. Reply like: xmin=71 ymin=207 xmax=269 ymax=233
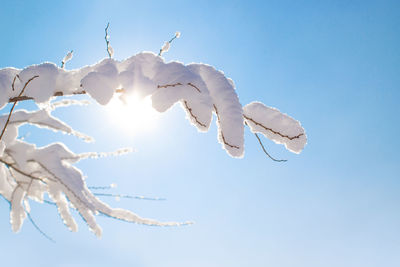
xmin=105 ymin=92 xmax=160 ymax=134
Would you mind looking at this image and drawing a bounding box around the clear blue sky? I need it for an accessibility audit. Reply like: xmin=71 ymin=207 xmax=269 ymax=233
xmin=1 ymin=1 xmax=399 ymax=266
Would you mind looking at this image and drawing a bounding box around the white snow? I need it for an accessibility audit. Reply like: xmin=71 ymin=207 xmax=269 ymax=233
xmin=62 ymin=50 xmax=73 ymax=68
xmin=107 ymin=45 xmax=114 ymax=58
xmin=0 ymin=51 xmax=306 ymax=236
xmin=161 ymin=42 xmax=170 ymax=53
xmin=243 ymin=102 xmax=307 ymax=153
xmin=0 ymin=140 xmax=4 ymax=157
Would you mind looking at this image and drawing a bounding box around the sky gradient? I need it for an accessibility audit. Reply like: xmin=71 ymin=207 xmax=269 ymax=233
xmin=0 ymin=1 xmax=399 ymax=266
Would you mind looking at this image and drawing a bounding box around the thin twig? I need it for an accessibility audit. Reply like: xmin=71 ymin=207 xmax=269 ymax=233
xmin=0 ymin=75 xmax=39 ymax=141
xmin=88 ymin=185 xmax=114 ymax=190
xmin=213 ymin=104 xmax=240 ymax=150
xmin=11 ymin=75 xmax=21 ymax=91
xmin=8 ymin=88 xmax=125 ymax=103
xmin=158 ymin=32 xmax=180 ymax=56
xmin=254 ymin=133 xmax=287 ymax=162
xmin=26 ymin=210 xmax=55 ymax=242
xmin=43 ymin=199 xmax=57 ymax=206
xmin=183 ymin=100 xmax=207 ymax=128
xmin=244 ymin=115 xmax=304 ymax=141
xmin=94 ymin=193 xmax=166 ymax=201
xmin=105 ymin=22 xmax=112 ymax=58
xmin=157 ymin=82 xmax=183 ymax=89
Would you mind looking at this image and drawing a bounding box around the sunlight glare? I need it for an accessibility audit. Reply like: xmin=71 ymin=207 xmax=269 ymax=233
xmin=105 ymin=93 xmax=159 ymax=134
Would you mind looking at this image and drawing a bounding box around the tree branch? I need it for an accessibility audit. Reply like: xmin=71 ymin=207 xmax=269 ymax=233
xmin=0 ymin=158 xmax=50 ymax=182
xmin=244 ymin=115 xmax=304 ymax=141
xmin=0 ymin=75 xmax=39 ymax=141
xmin=8 ymin=88 xmax=125 ymax=103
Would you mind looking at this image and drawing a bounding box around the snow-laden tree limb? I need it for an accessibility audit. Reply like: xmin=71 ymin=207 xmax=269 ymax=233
xmin=0 ymin=102 xmax=190 ymax=237
xmin=0 ymin=50 xmax=307 ymax=237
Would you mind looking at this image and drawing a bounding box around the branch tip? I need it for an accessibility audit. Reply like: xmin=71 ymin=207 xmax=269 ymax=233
xmin=254 ymin=133 xmax=287 ymax=162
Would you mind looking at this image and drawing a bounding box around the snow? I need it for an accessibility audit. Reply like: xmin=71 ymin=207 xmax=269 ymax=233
xmin=243 ymin=102 xmax=307 ymax=153
xmin=0 ymin=52 xmax=250 ymax=156
xmin=107 ymin=45 xmax=114 ymax=58
xmin=62 ymin=50 xmax=73 ymax=68
xmin=187 ymin=64 xmax=244 ymax=157
xmin=0 ymin=52 xmax=307 ymax=236
xmin=0 ymin=100 xmax=191 ymax=235
xmin=0 ymin=140 xmax=4 ymax=157
xmin=161 ymin=42 xmax=170 ymax=53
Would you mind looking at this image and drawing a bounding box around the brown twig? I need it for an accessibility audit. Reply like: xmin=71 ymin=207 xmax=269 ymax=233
xmin=183 ymin=100 xmax=207 ymax=128
xmin=0 ymin=75 xmax=39 ymax=141
xmin=244 ymin=115 xmax=304 ymax=141
xmin=157 ymin=83 xmax=182 ymax=89
xmin=8 ymin=88 xmax=125 ymax=103
xmin=157 ymin=82 xmax=201 ymax=93
xmin=213 ymin=104 xmax=240 ymax=150
xmin=11 ymin=75 xmax=20 ymax=91
xmin=187 ymin=82 xmax=201 ymax=93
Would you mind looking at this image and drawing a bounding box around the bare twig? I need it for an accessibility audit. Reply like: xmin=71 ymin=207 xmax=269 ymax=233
xmin=158 ymin=31 xmax=180 ymax=56
xmin=0 ymin=75 xmax=39 ymax=141
xmin=26 ymin=210 xmax=55 ymax=242
xmin=253 ymin=133 xmax=287 ymax=162
xmin=105 ymin=23 xmax=113 ymax=58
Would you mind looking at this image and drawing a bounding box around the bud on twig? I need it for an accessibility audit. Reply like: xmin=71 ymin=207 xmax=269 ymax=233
xmin=61 ymin=50 xmax=73 ymax=69
xmin=158 ymin=31 xmax=181 ymax=57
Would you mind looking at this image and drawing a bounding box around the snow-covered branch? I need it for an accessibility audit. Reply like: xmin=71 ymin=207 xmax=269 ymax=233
xmin=0 ymin=38 xmax=307 ymax=237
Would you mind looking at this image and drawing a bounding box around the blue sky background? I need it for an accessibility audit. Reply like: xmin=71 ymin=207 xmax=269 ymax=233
xmin=0 ymin=0 xmax=399 ymax=266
